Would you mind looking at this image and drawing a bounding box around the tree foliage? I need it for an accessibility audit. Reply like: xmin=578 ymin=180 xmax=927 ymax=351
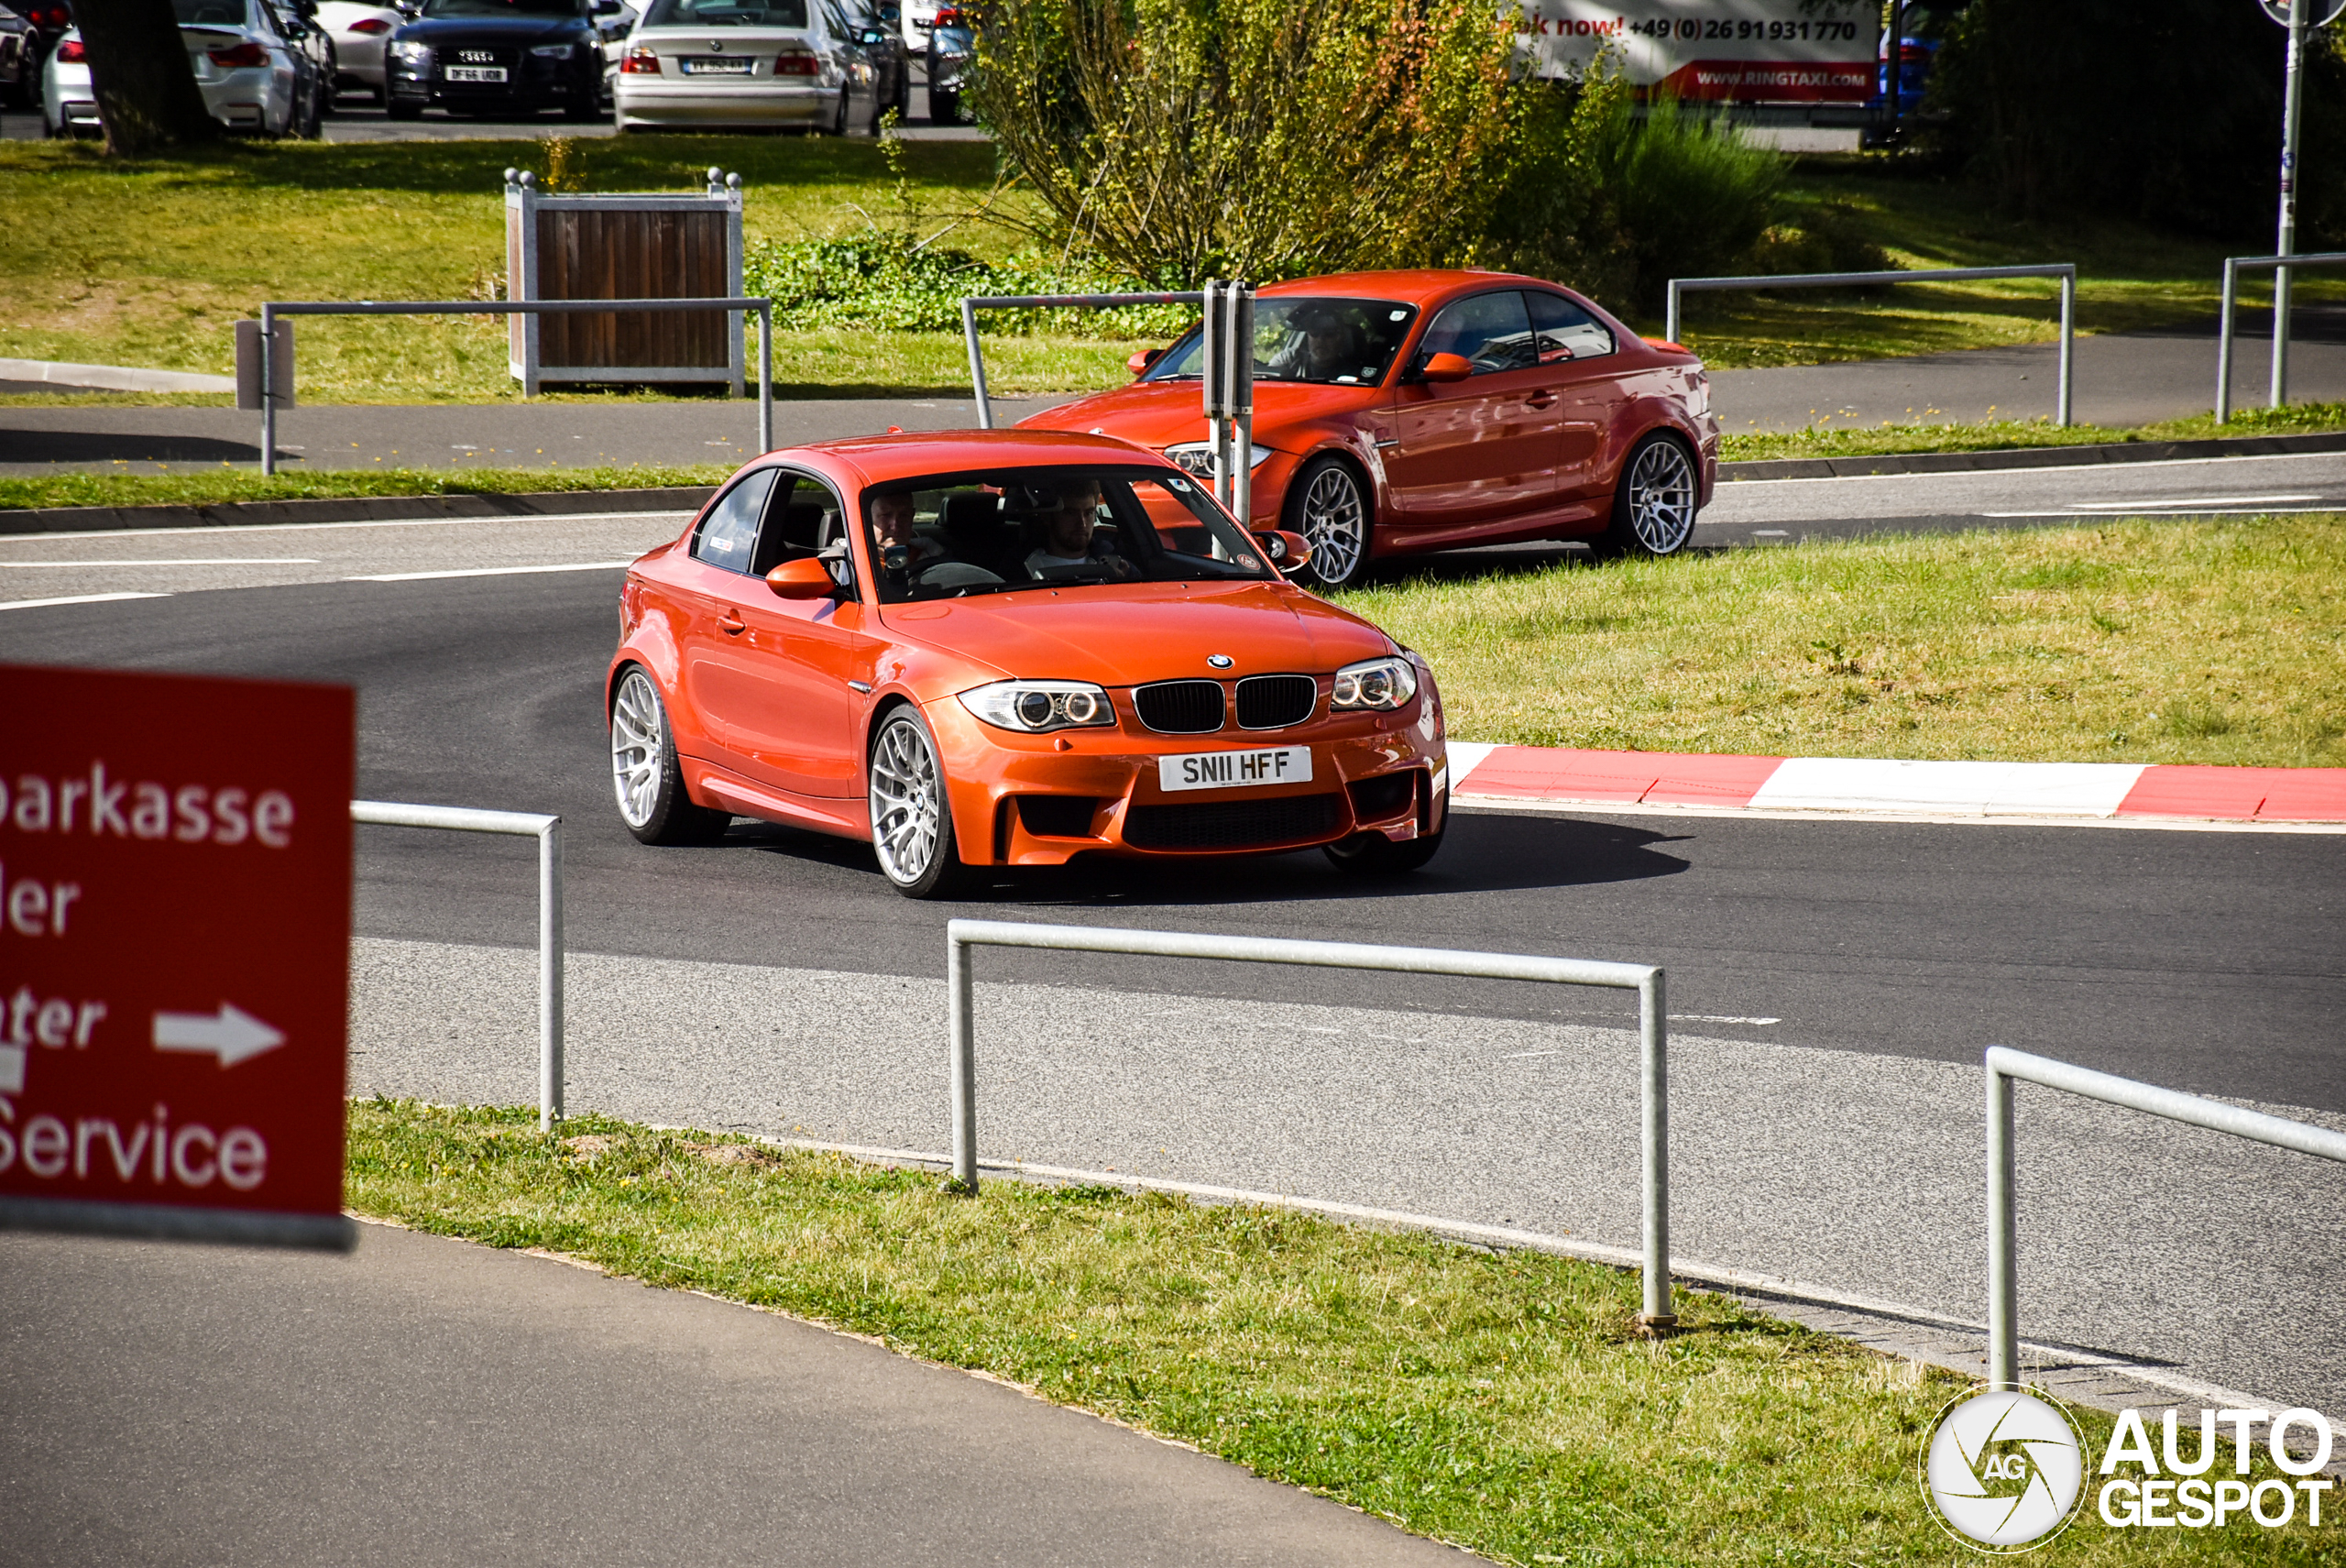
xmin=1925 ymin=0 xmax=2346 ymax=243
xmin=968 ymin=0 xmax=1593 ymax=284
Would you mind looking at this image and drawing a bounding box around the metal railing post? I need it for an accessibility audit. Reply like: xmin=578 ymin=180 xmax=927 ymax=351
xmin=2218 ymin=257 xmax=2240 ymax=424
xmin=942 ymin=919 xmax=1672 ymax=1319
xmin=1986 ymin=1057 xmax=2019 ymax=1389
xmin=2055 ymin=270 xmax=2075 ymax=428
xmin=537 ymin=817 xmax=564 ymax=1132
xmin=260 ymin=302 xmax=279 ymax=478
xmin=1982 ymin=1044 xmax=2346 ymax=1394
xmin=1639 ymin=968 xmax=1673 ymax=1327
xmin=1665 ymin=279 xmax=1683 ymax=346
xmin=948 ymin=927 xmax=976 ymax=1189
xmin=351 ymin=800 xmax=564 ymax=1131
xmin=756 ymin=302 xmax=773 ymax=455
xmin=961 ymin=296 xmax=992 ymax=431
xmin=1232 ymin=283 xmax=1255 ymax=528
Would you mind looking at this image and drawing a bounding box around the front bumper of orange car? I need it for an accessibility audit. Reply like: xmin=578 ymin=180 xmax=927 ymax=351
xmin=924 ymin=663 xmax=1449 ymax=867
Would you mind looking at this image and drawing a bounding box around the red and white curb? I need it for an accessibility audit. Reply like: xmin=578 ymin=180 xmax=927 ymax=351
xmin=1446 ymin=743 xmax=2346 ymax=829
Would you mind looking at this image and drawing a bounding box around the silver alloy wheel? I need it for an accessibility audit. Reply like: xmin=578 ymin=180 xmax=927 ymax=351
xmin=1299 ymin=463 xmax=1366 ymax=584
xmin=869 ymin=715 xmax=944 ymax=884
xmin=1625 ymin=439 xmax=1698 ymax=554
xmin=609 ymin=669 xmax=665 ymax=829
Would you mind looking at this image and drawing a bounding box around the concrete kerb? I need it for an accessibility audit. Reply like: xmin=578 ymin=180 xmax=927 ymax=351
xmin=12 ymin=428 xmax=2346 ymax=536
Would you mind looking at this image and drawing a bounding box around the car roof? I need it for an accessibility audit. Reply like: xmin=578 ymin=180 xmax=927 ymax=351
xmin=1255 ymin=269 xmax=1568 ymax=307
xmin=782 ymin=428 xmax=1168 ymax=486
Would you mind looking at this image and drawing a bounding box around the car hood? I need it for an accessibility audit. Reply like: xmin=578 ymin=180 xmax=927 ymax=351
xmin=882 ymin=579 xmax=1395 ymax=687
xmin=1017 ymin=379 xmax=1390 ymax=455
xmin=395 ymin=16 xmax=590 ymax=41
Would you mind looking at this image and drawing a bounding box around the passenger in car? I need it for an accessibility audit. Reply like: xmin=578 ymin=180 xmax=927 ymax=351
xmin=1268 ymin=307 xmax=1361 ymax=383
xmin=1023 ymin=479 xmax=1137 ymax=579
xmin=868 ymin=489 xmax=944 ymax=570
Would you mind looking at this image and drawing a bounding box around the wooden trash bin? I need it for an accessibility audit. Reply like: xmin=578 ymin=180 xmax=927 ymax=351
xmin=504 ymin=166 xmax=746 ymax=395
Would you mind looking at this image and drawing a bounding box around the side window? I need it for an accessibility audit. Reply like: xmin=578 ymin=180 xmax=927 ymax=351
xmin=750 ymin=473 xmax=848 ymax=576
xmin=690 ymin=467 xmax=778 ymax=572
xmin=1417 ymin=291 xmax=1536 ymax=376
xmin=1527 ymin=291 xmax=1617 ymax=363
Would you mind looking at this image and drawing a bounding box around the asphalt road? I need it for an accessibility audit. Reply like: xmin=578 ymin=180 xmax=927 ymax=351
xmin=2 ymin=525 xmax=2341 ymax=1413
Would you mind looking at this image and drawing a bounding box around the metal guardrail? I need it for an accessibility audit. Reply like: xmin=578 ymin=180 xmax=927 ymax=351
xmin=2216 ymin=250 xmax=2346 ymax=422
xmin=1985 ymin=1045 xmax=2346 ymax=1390
xmin=944 ymin=918 xmax=1678 ymax=1327
xmin=253 ymin=298 xmax=776 ymax=477
xmin=352 ymin=801 xmax=565 ymax=1132
xmin=958 ymin=284 xmax=1257 ymax=522
xmin=1665 ymin=263 xmax=2078 ymax=427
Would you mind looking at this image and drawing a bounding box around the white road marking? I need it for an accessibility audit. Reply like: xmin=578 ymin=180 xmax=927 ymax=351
xmin=8 ymin=510 xmax=692 ymax=543
xmin=0 ymin=591 xmax=170 ymax=612
xmin=1672 ymin=1014 xmax=1782 ymax=1025
xmin=0 ymin=557 xmax=320 ymax=567
xmin=348 ymin=560 xmax=639 ymax=582
xmin=1721 ymin=448 xmax=2346 ymax=486
xmin=2066 ymin=494 xmax=2317 ymax=509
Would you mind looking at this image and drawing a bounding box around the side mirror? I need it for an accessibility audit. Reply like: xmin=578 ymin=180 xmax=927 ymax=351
xmin=1126 ymin=345 xmax=1163 ymax=377
xmin=878 ymin=1 xmax=899 ymax=19
xmin=1416 ymin=351 xmax=1472 ymax=384
xmin=1252 ymin=530 xmax=1312 ymax=574
xmin=766 ymin=557 xmax=838 ymax=599
xmin=857 ymin=26 xmax=884 ymax=43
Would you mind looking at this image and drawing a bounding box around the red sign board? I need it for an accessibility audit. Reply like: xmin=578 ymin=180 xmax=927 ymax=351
xmin=0 ymin=665 xmax=355 ymax=1248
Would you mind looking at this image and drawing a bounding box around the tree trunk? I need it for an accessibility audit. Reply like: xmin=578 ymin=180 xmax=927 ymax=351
xmin=74 ymin=0 xmax=220 ymax=155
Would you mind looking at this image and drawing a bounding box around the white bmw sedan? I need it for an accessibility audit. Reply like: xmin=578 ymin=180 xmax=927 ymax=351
xmin=613 ymin=0 xmax=874 ymax=134
xmin=42 ymin=0 xmax=306 ymax=137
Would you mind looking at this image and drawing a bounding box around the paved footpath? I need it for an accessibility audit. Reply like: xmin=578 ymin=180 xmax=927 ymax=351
xmin=0 ymin=1223 xmax=1476 ymax=1567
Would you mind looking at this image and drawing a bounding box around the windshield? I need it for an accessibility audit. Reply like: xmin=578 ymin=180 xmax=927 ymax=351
xmin=420 ymin=0 xmax=584 ymax=16
xmin=1143 ymin=297 xmax=1418 ymax=388
xmin=641 ymin=0 xmax=806 ymax=24
xmin=173 ymin=0 xmax=246 ymax=21
xmin=865 ymin=466 xmax=1275 ymax=604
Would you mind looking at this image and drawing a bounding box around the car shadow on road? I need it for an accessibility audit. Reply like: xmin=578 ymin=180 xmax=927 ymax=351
xmin=729 ymin=809 xmax=1691 ymax=906
xmin=0 ymin=427 xmax=260 ymax=465
xmin=956 ymin=811 xmax=1694 ymax=910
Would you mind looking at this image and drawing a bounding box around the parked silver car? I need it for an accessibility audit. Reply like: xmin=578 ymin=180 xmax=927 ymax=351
xmin=44 ymin=0 xmax=317 ymax=136
xmin=613 ymin=0 xmax=885 ymax=134
xmin=316 ymin=0 xmax=400 ymax=98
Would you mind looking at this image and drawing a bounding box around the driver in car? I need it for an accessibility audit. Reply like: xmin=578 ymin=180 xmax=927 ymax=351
xmin=1025 ymin=480 xmax=1138 ymax=580
xmin=1268 ymin=307 xmax=1359 ymax=382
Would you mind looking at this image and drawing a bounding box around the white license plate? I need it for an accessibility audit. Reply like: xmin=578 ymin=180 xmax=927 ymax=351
xmin=444 ymin=64 xmax=506 ymax=81
xmin=1157 ymin=746 xmax=1312 ymax=793
xmin=682 ymin=56 xmax=752 ymax=73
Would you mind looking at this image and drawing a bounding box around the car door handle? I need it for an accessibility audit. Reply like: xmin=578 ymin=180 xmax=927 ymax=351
xmin=1523 ymin=392 xmax=1557 ymax=410
xmin=719 ymin=610 xmax=747 ymax=635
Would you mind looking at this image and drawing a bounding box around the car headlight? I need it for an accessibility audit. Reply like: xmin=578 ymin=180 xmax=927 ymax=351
xmin=959 ymin=680 xmax=1117 ymax=734
xmin=531 ymin=41 xmax=576 ymax=55
xmin=392 ymin=39 xmax=430 ymax=60
xmin=1331 ymin=655 xmax=1417 ymax=712
xmin=1162 ymin=443 xmax=1274 ymax=482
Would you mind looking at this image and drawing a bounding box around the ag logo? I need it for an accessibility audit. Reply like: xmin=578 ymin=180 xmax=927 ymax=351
xmin=1921 ymin=1387 xmax=2088 ymax=1552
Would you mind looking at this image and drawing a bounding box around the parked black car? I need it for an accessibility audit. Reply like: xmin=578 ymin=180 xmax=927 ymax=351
xmin=6 ymin=0 xmax=69 ymax=104
xmin=276 ymin=0 xmax=340 ymax=122
xmin=0 ymin=4 xmax=33 ymax=110
xmin=386 ymin=0 xmax=602 ymax=120
xmin=922 ymin=0 xmax=966 ymax=125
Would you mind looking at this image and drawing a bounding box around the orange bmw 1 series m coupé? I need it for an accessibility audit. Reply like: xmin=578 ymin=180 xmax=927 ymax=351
xmin=607 ymin=430 xmax=1451 ymax=897
xmin=1019 ymin=269 xmax=1720 ymax=589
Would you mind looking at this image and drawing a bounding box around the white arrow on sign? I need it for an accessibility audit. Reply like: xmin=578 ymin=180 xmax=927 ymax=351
xmin=153 ymin=1004 xmax=286 ymax=1067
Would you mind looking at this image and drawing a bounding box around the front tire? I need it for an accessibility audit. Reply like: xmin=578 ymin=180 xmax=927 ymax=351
xmin=1324 ymin=822 xmax=1444 ymax=874
xmin=387 ymin=99 xmax=423 ymax=120
xmin=1596 ymin=433 xmax=1699 ymax=558
xmin=868 ymin=707 xmax=969 ymax=898
xmin=928 ymin=85 xmax=959 ymax=124
xmin=828 ymin=87 xmax=849 ymax=136
xmin=1286 ymin=454 xmax=1373 ymax=590
xmin=610 ymin=666 xmax=731 ymax=846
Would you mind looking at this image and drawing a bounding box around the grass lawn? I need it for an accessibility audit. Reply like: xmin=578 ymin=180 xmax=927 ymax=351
xmin=1335 ymin=516 xmax=2346 ymax=769
xmin=0 ymin=462 xmax=730 ymax=511
xmin=6 ymin=136 xmax=2343 ymax=428
xmin=348 ymin=1101 xmax=2335 ymax=1566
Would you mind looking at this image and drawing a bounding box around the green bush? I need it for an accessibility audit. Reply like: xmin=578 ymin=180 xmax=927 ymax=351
xmin=740 ymin=236 xmax=1190 ymax=338
xmin=1583 ymin=88 xmax=1789 ymax=311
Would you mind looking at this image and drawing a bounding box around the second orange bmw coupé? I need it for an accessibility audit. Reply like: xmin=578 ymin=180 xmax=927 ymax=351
xmin=608 ymin=430 xmax=1450 ymax=897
